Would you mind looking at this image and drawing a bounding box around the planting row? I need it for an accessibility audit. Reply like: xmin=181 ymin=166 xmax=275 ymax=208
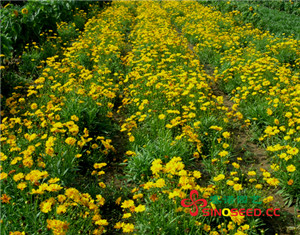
xmin=1 ymin=2 xmax=133 ymax=234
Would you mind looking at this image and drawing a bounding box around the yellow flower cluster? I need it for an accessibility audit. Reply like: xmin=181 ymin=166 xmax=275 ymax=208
xmin=1 ymin=2 xmax=134 ymax=234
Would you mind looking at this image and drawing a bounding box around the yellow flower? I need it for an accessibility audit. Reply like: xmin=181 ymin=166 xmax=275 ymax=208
xmin=193 ymin=171 xmax=201 ymax=178
xmin=121 ymin=200 xmax=134 ymax=209
xmin=155 ymin=178 xmax=166 ymax=188
xmin=47 ymin=219 xmax=69 ymax=235
xmin=122 ymin=223 xmax=134 ymax=233
xmin=203 ymin=224 xmax=211 ymax=232
xmin=287 ymin=147 xmax=299 ymax=156
xmin=222 ymin=132 xmax=230 ymax=138
xmin=210 ymin=126 xmax=223 ymax=131
xmin=286 ymin=164 xmax=296 ymax=172
xmin=263 ymin=196 xmax=273 ymax=204
xmin=285 ymin=112 xmax=292 ymax=118
xmin=94 ymin=163 xmax=107 ymax=169
xmin=241 ymin=224 xmax=250 ymax=231
xmin=21 ymin=8 xmax=28 ymax=14
xmin=31 ymin=103 xmax=38 ymax=110
xmin=122 ymin=213 xmax=131 ymax=218
xmin=213 ymin=174 xmax=225 ymax=181
xmin=233 ymin=184 xmax=243 ymax=191
xmin=129 ymin=135 xmax=135 ymax=142
xmin=218 ymin=150 xmax=228 ymax=157
xmin=266 ymin=108 xmax=272 ymax=115
xmin=222 ymin=143 xmax=229 ymax=149
xmin=132 ymin=193 xmax=143 ymax=200
xmin=65 ymin=137 xmax=77 ymax=145
xmin=17 ymin=182 xmax=27 ymax=190
xmin=263 ymin=172 xmax=271 ymax=178
xmin=40 ymin=198 xmax=55 ymax=213
xmin=71 ymin=115 xmax=79 ymax=121
xmin=114 ymin=222 xmax=123 ymax=229
xmin=266 ymin=177 xmax=280 ymax=187
xmin=232 ymin=162 xmax=240 ymax=169
xmin=158 ymin=114 xmax=166 ymax=119
xmin=134 ymin=204 xmax=146 ymax=213
xmin=230 ymin=213 xmax=245 ymax=225
xmin=95 ymin=219 xmax=109 ymax=226
xmin=115 ymin=197 xmax=122 ymax=205
xmin=57 ymin=205 xmax=67 ymax=214
xmin=13 ymin=173 xmax=24 ymax=182
xmin=247 ymin=171 xmax=256 ymax=176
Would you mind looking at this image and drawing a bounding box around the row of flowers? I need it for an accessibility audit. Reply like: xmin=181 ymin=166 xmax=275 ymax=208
xmin=111 ymin=1 xmax=280 ymax=234
xmin=1 ymin=2 xmax=134 ymax=234
xmin=162 ymin=0 xmax=299 ymax=213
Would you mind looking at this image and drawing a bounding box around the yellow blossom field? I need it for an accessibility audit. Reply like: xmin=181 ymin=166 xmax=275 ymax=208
xmin=1 ymin=1 xmax=299 ymax=234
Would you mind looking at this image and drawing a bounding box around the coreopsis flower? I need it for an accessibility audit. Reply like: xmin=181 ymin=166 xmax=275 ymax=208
xmin=1 ymin=194 xmax=11 ymax=203
xmin=132 ymin=193 xmax=143 ymax=200
xmin=95 ymin=219 xmax=109 ymax=226
xmin=286 ymin=164 xmax=296 ymax=172
xmin=247 ymin=171 xmax=256 ymax=176
xmin=213 ymin=174 xmax=225 ymax=181
xmin=158 ymin=114 xmax=166 ymax=119
xmin=94 ymin=163 xmax=107 ymax=169
xmin=230 ymin=213 xmax=245 ymax=225
xmin=115 ymin=197 xmax=122 ymax=205
xmin=65 ymin=137 xmax=77 ymax=145
xmin=121 ymin=200 xmax=134 ymax=209
xmin=233 ymin=184 xmax=243 ymax=191
xmin=47 ymin=219 xmax=69 ymax=235
xmin=56 ymin=205 xmax=67 ymax=214
xmin=122 ymin=213 xmax=131 ymax=219
xmin=219 ymin=150 xmax=229 ymax=157
xmin=266 ymin=178 xmax=280 ymax=187
xmin=263 ymin=196 xmax=274 ymax=204
xmin=222 ymin=132 xmax=230 ymax=138
xmin=21 ymin=8 xmax=28 ymax=14
xmin=114 ymin=222 xmax=123 ymax=229
xmin=155 ymin=178 xmax=166 ymax=188
xmin=17 ymin=182 xmax=27 ymax=190
xmin=122 ymin=223 xmax=134 ymax=233
xmin=13 ymin=173 xmax=24 ymax=182
xmin=40 ymin=198 xmax=55 ymax=213
xmin=134 ymin=204 xmax=146 ymax=213
xmin=0 ymin=172 xmax=8 ymax=180
xmin=287 ymin=147 xmax=299 ymax=156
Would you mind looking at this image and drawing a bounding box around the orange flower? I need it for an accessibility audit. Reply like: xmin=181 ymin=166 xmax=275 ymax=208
xmin=1 ymin=194 xmax=11 ymax=203
xmin=287 ymin=179 xmax=294 ymax=185
xmin=150 ymin=194 xmax=158 ymax=202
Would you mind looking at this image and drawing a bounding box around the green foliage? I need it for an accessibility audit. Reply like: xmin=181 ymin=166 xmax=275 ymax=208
xmin=204 ymin=0 xmax=300 ymax=39
xmin=0 ymin=0 xmax=93 ymax=57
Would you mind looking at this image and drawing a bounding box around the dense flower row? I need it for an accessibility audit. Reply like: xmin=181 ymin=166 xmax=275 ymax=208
xmin=112 ymin=1 xmax=276 ymax=234
xmin=161 ymin=0 xmax=299 ymax=205
xmin=1 ymin=2 xmax=133 ymax=234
